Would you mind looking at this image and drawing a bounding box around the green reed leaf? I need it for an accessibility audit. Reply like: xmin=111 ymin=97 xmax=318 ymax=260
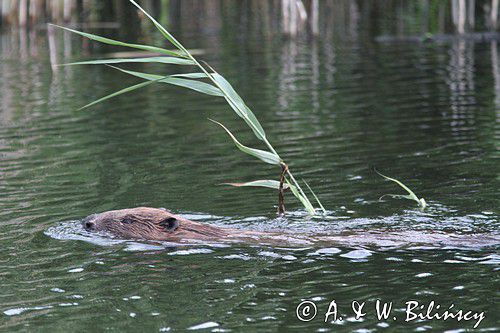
xmin=374 ymin=168 xmax=427 ymax=210
xmin=303 ymin=179 xmax=326 ymax=214
xmin=286 ymin=179 xmax=316 ymax=214
xmin=61 ymin=56 xmax=194 ymax=66
xmin=209 ymin=119 xmax=281 ymax=165
xmin=171 ymin=73 xmax=209 ymax=79
xmin=107 ymin=66 xmax=223 ymax=96
xmin=50 ymin=24 xmax=184 ymax=57
xmin=79 ymin=79 xmax=161 ymax=110
xmin=211 ymin=73 xmax=266 ymax=141
xmin=224 ymin=180 xmax=293 ymax=191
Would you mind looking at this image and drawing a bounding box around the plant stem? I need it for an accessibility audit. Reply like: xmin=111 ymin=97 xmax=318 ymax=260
xmin=278 ymin=163 xmax=288 ymax=215
xmin=286 ymin=169 xmax=311 ymax=208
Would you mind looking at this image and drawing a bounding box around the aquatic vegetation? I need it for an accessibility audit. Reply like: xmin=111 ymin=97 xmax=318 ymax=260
xmin=223 ymin=180 xmax=294 ymax=190
xmin=373 ymin=168 xmax=427 ymax=210
xmin=53 ymin=0 xmax=325 ymax=215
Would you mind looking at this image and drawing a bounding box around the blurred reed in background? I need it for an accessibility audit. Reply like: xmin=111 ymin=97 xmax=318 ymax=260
xmin=0 ymin=0 xmax=498 ymax=35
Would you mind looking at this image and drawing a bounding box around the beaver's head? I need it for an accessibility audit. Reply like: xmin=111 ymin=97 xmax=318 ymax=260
xmin=83 ymin=207 xmax=227 ymax=241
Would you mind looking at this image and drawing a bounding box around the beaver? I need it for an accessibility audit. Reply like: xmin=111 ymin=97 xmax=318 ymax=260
xmin=82 ymin=207 xmax=500 ymax=248
xmin=82 ymin=207 xmax=319 ymax=245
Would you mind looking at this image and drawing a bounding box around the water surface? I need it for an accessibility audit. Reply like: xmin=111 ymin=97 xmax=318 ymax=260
xmin=0 ymin=15 xmax=499 ymax=332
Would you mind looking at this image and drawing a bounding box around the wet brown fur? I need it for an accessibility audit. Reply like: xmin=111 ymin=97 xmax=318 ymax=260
xmin=83 ymin=207 xmax=231 ymax=241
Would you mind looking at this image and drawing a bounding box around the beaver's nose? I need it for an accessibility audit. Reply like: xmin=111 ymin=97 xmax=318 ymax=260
xmin=84 ymin=221 xmax=95 ymax=230
xmin=83 ymin=215 xmax=97 ymax=231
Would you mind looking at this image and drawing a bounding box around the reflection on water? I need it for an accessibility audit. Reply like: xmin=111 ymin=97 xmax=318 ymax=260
xmin=0 ymin=3 xmax=499 ymax=332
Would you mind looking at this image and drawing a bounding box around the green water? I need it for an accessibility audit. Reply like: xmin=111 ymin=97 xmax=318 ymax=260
xmin=0 ymin=20 xmax=499 ymax=332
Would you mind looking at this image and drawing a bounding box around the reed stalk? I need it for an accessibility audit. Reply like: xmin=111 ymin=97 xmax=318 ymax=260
xmin=55 ymin=0 xmax=326 ymax=215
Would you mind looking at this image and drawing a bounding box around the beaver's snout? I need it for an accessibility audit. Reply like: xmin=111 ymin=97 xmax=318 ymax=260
xmin=84 ymin=220 xmax=95 ymax=230
xmin=83 ymin=215 xmax=97 ymax=231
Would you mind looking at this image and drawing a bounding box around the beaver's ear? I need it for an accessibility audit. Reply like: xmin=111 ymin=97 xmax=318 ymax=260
xmin=159 ymin=217 xmax=179 ymax=232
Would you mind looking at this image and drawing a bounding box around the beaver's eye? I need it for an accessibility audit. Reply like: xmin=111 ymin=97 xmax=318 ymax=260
xmin=159 ymin=217 xmax=179 ymax=232
xmin=122 ymin=217 xmax=134 ymax=224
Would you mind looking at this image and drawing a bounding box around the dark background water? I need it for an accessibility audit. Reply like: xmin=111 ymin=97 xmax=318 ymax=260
xmin=0 ymin=1 xmax=499 ymax=332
